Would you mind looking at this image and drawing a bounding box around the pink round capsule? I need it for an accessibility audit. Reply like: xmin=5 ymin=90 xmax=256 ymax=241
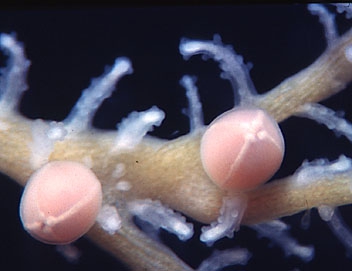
xmin=200 ymin=107 xmax=285 ymax=191
xmin=19 ymin=161 xmax=102 ymax=245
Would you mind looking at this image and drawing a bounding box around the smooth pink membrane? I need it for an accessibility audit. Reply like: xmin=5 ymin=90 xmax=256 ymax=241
xmin=19 ymin=161 xmax=102 ymax=244
xmin=200 ymin=107 xmax=285 ymax=191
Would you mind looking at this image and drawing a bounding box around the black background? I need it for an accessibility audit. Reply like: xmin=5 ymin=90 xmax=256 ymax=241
xmin=1 ymin=4 xmax=352 ymax=271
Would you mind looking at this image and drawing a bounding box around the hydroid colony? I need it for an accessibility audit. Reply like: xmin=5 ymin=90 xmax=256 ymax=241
xmin=1 ymin=4 xmax=352 ymax=271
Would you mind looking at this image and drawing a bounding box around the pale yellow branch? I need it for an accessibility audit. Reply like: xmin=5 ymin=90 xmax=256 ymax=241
xmin=243 ymin=172 xmax=352 ymax=225
xmin=87 ymin=220 xmax=193 ymax=271
xmin=256 ymin=28 xmax=352 ymax=122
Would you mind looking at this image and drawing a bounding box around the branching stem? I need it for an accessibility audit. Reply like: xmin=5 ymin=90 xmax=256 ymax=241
xmin=2 ymin=11 xmax=352 ymax=271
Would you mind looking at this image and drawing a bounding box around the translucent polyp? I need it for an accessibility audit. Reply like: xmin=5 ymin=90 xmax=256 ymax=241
xmin=19 ymin=161 xmax=102 ymax=245
xmin=200 ymin=107 xmax=285 ymax=191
